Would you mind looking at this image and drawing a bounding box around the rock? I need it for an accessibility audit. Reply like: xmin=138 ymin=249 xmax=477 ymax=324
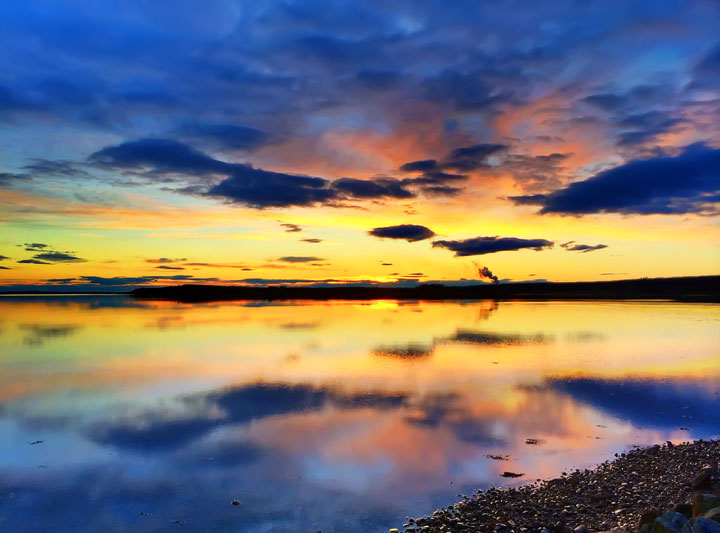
xmin=674 ymin=504 xmax=694 ymax=519
xmin=694 ymin=495 xmax=720 ymax=518
xmin=703 ymin=508 xmax=720 ymax=524
xmin=653 ymin=511 xmax=689 ymax=533
xmin=691 ymin=470 xmax=714 ymax=490
xmin=574 ymin=525 xmax=589 ymax=533
xmin=639 ymin=525 xmax=654 ymax=533
xmin=230 ymin=500 xmax=240 ymax=506
xmin=681 ymin=518 xmax=720 ymax=533
xmin=641 ymin=509 xmax=663 ymax=527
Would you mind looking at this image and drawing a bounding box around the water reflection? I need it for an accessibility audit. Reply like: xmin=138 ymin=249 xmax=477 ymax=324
xmin=0 ymin=297 xmax=718 ymax=532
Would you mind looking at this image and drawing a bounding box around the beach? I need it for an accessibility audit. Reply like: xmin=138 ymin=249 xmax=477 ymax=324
xmin=399 ymin=440 xmax=720 ymax=533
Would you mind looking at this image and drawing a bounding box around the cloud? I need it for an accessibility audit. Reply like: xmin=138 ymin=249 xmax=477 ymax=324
xmin=276 ymin=256 xmax=324 ymax=263
xmin=399 ymin=159 xmax=438 ymax=172
xmin=560 ymin=242 xmax=608 ymax=253
xmin=83 ymin=137 xmax=498 ymax=208
xmin=207 ymin=166 xmax=336 ymax=208
xmin=0 ymin=255 xmax=9 ymax=260
xmin=21 ymin=159 xmax=89 ymax=178
xmin=507 ymin=193 xmax=548 ymax=206
xmin=301 ymin=238 xmax=322 ymax=243
xmin=368 ymin=224 xmax=435 ymax=242
xmin=0 ymin=172 xmax=31 ymax=187
xmin=581 ymin=93 xmax=627 ymax=111
xmin=432 ymin=236 xmax=554 ymax=256
xmin=512 ymin=144 xmax=720 ymax=215
xmin=88 ymin=138 xmax=233 ymax=176
xmin=32 ymin=252 xmax=86 ymax=263
xmin=616 ymin=111 xmax=686 ymax=147
xmin=331 ymin=177 xmax=414 ymax=199
xmin=17 ymin=259 xmax=51 ymax=264
xmin=155 ymin=265 xmax=185 ymax=270
xmin=0 ymin=265 xmax=10 ymax=269
xmin=146 ymin=257 xmax=187 ymax=264
xmin=23 ymin=243 xmax=50 ymax=251
xmin=280 ymin=223 xmax=302 ymax=233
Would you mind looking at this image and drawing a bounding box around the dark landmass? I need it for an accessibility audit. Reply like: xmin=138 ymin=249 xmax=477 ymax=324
xmin=130 ymin=276 xmax=720 ymax=303
xmin=398 ymin=439 xmax=720 ymax=533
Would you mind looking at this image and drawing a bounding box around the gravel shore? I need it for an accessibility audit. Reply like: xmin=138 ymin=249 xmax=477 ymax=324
xmin=396 ymin=439 xmax=720 ymax=533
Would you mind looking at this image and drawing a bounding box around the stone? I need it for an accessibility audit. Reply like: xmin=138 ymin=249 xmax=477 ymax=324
xmin=574 ymin=525 xmax=589 ymax=533
xmin=694 ymin=495 xmax=720 ymax=518
xmin=691 ymin=470 xmax=714 ymax=490
xmin=653 ymin=511 xmax=689 ymax=533
xmin=703 ymin=508 xmax=720 ymax=524
xmin=641 ymin=509 xmax=664 ymax=527
xmin=674 ymin=504 xmax=694 ymax=518
xmin=681 ymin=518 xmax=720 ymax=533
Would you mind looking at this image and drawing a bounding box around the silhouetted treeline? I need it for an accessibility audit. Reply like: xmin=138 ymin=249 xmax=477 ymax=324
xmin=131 ymin=275 xmax=720 ymax=303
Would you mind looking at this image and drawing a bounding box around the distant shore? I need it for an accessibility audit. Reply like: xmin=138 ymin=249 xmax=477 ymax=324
xmin=398 ymin=439 xmax=720 ymax=533
xmin=129 ymin=276 xmax=720 ymax=303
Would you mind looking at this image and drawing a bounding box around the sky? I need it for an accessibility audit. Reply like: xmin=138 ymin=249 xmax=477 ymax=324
xmin=0 ymin=0 xmax=719 ymax=291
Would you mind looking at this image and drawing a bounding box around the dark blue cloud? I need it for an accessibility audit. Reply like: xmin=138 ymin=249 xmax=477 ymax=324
xmin=0 ymin=172 xmax=31 ymax=187
xmin=432 ymin=236 xmax=554 ymax=256
xmin=92 ymin=139 xmax=426 ymax=208
xmin=331 ymin=177 xmax=414 ymax=199
xmin=616 ymin=111 xmax=686 ymax=147
xmin=512 ymin=144 xmax=720 ymax=215
xmin=368 ymin=224 xmax=436 ymax=242
xmin=89 ymin=138 xmax=233 ymax=176
xmin=399 ymin=160 xmax=438 ymax=172
xmin=208 ymin=167 xmax=335 ymax=208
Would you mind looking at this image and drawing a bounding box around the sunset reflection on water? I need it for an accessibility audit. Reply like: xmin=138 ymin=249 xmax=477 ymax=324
xmin=0 ymin=297 xmax=718 ymax=532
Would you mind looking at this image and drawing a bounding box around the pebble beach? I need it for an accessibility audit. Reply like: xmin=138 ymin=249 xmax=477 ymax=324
xmin=397 ymin=439 xmax=720 ymax=533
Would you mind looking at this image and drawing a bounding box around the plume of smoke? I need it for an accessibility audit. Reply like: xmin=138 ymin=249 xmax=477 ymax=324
xmin=473 ymin=261 xmax=499 ymax=283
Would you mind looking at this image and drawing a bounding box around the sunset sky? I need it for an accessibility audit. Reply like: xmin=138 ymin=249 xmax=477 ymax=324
xmin=1 ymin=0 xmax=719 ymax=290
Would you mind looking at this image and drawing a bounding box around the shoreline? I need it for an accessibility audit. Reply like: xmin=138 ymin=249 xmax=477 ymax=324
xmin=130 ymin=276 xmax=720 ymax=303
xmin=397 ymin=439 xmax=720 ymax=533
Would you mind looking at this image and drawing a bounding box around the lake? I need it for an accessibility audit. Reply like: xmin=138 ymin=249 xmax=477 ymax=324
xmin=0 ymin=297 xmax=718 ymax=532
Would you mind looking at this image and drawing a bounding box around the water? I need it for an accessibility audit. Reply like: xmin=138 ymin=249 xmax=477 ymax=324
xmin=0 ymin=296 xmax=718 ymax=532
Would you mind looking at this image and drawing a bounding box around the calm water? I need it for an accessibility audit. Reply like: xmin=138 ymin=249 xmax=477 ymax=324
xmin=0 ymin=297 xmax=718 ymax=532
